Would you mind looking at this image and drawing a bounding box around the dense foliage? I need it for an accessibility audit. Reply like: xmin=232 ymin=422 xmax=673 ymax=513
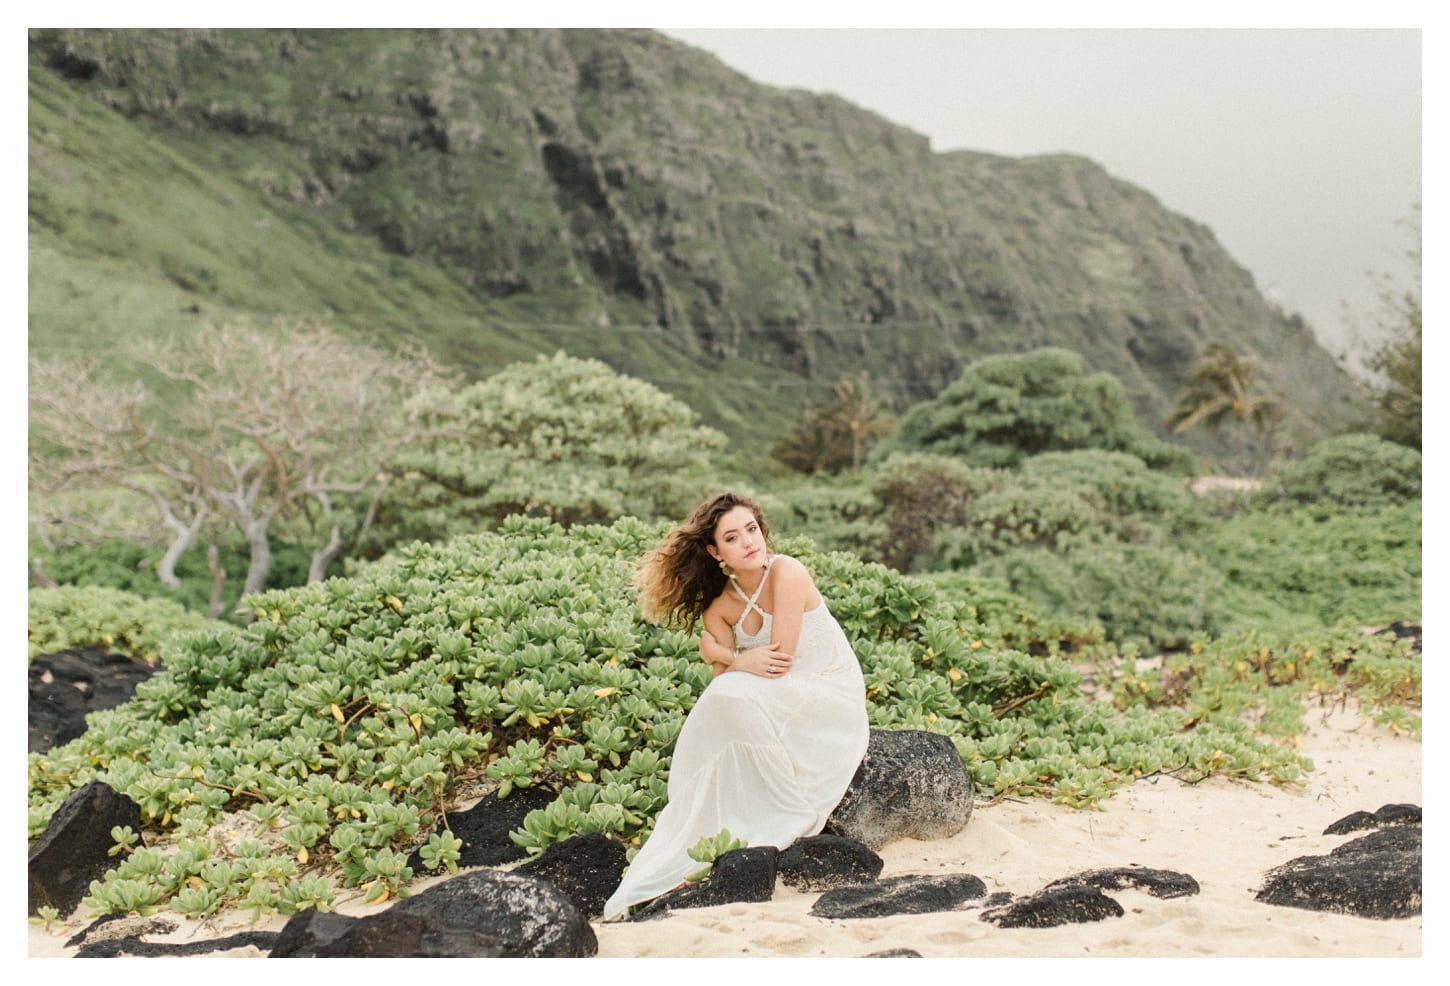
xmin=773 ymin=431 xmax=1421 ymax=654
xmin=1019 ymin=449 xmax=1202 ymax=534
xmin=32 ymin=536 xmax=318 ymax=618
xmin=31 ymin=515 xmax=1371 ymax=921
xmin=28 ymin=586 xmax=214 ymax=662
xmin=1253 ymin=432 xmax=1421 ymax=514
xmin=375 ymin=353 xmax=725 ymax=547
xmin=768 ymin=447 xmax=1215 ymax=651
xmin=30 ymin=352 xmax=727 ymax=607
xmin=884 ymin=348 xmax=1196 ymax=474
xmin=1190 ymin=501 xmax=1421 ymax=630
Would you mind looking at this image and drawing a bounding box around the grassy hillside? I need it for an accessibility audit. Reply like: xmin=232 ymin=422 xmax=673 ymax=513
xmin=27 ymin=53 xmax=808 ymax=450
xmin=28 ymin=28 xmax=1358 ymax=456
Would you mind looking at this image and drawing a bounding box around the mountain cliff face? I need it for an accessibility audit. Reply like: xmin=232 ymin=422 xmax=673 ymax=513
xmin=27 ymin=27 xmax=1351 ymax=450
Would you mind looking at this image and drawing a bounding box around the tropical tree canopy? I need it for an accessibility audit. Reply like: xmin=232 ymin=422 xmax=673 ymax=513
xmin=772 ymin=372 xmax=897 ymax=474
xmin=1166 ymin=342 xmax=1282 ymax=438
xmin=886 ymin=347 xmax=1194 ymax=473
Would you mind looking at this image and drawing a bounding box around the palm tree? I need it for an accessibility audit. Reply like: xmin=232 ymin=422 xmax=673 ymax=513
xmin=1167 ymin=342 xmax=1281 ymax=472
xmin=829 ymin=373 xmax=898 ymax=472
xmin=772 ymin=372 xmax=897 ymax=474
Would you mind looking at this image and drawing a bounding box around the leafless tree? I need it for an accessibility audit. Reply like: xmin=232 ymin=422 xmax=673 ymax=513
xmin=29 ymin=320 xmax=452 ymax=601
xmin=28 ymin=360 xmax=209 ymax=587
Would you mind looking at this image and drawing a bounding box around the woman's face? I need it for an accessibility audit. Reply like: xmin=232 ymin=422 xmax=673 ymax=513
xmin=710 ymin=505 xmax=767 ymax=573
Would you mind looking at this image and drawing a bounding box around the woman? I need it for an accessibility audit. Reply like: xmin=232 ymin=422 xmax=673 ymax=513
xmin=602 ymin=492 xmax=870 ymax=920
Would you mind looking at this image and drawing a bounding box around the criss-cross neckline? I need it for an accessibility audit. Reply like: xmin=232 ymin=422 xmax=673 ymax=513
xmin=729 ymin=555 xmax=776 ymax=636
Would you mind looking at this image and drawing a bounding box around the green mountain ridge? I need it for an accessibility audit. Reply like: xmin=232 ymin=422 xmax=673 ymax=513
xmin=28 ymin=27 xmax=1354 ymax=455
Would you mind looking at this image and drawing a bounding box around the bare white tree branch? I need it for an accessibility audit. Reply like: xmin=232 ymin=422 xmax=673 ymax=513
xmin=29 ymin=321 xmax=454 ymax=601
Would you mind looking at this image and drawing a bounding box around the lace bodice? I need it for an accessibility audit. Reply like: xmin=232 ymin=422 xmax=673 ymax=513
xmin=729 ymin=557 xmax=853 ymax=675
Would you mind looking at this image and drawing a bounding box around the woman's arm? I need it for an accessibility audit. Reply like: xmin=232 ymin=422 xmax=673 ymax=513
xmin=699 ymin=614 xmax=734 ymax=677
xmin=701 ymin=608 xmax=793 ymax=678
xmin=761 ymin=556 xmax=819 ymax=661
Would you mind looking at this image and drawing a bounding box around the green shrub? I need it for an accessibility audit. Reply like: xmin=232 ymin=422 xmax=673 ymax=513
xmin=867 ymin=453 xmax=1006 ymax=571
xmin=763 ymin=453 xmax=1006 ymax=573
xmin=920 ymin=569 xmax=1104 ymax=655
xmin=1254 ymin=433 xmax=1421 ymax=513
xmin=759 ymin=480 xmax=884 ymax=560
xmin=970 ymin=535 xmax=1231 ymax=653
xmin=1191 ymin=501 xmax=1421 ymax=627
xmin=920 ymin=451 xmax=1200 ymax=574
xmin=29 ymin=514 xmax=1319 ymax=920
xmin=926 ymin=481 xmax=1100 ymax=571
xmin=772 ymin=448 xmax=1198 ymax=579
xmin=1021 ymin=449 xmax=1203 ymax=535
xmin=884 ymin=347 xmax=1196 ymax=474
xmin=28 ymin=585 xmax=216 ymax=662
xmin=377 ymin=352 xmax=725 ymax=546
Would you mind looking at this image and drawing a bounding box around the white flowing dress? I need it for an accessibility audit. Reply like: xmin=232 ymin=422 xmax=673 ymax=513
xmin=602 ymin=557 xmax=870 ymax=920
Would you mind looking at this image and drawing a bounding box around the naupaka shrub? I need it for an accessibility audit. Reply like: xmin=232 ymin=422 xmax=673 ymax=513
xmin=376 ymin=352 xmax=726 ymax=546
xmin=1253 ymin=433 xmax=1421 ymax=515
xmin=28 ymin=585 xmax=214 ymax=662
xmin=29 ymin=515 xmax=1314 ymax=920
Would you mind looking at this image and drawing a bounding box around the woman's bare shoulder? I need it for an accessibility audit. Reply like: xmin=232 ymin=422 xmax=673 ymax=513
xmin=702 ymin=592 xmax=736 ymax=625
xmin=769 ymin=554 xmax=815 ymax=585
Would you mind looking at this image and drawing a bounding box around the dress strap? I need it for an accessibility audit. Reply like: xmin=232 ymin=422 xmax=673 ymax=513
xmin=730 ymin=555 xmax=776 ymax=622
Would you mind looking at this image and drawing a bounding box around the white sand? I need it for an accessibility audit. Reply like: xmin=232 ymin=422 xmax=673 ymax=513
xmin=24 ymin=705 xmax=1423 ymax=965
xmin=593 ymin=705 xmax=1423 ymax=959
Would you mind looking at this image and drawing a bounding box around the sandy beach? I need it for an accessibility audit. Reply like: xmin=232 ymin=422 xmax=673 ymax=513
xmin=25 ymin=704 xmax=1422 ymax=963
xmin=593 ymin=704 xmax=1423 ymax=959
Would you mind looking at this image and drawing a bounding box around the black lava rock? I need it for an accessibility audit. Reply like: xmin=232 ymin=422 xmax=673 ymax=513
xmin=29 ymin=780 xmax=144 ymax=918
xmin=981 ymin=882 xmax=1125 ymax=928
xmin=630 ymin=846 xmax=779 ymax=920
xmin=29 ymin=648 xmax=160 ymax=754
xmin=778 ymin=833 xmax=883 ymax=891
xmin=810 ymin=873 xmax=988 ymax=919
xmin=1323 ymin=803 xmax=1421 ymax=835
xmin=1256 ymin=825 xmax=1421 ymax=920
xmin=825 ymin=728 xmax=975 ymax=851
xmin=513 ymin=831 xmax=628 ymax=918
xmin=270 ymin=869 xmax=597 ymax=957
xmin=1044 ymin=865 xmax=1200 ymax=899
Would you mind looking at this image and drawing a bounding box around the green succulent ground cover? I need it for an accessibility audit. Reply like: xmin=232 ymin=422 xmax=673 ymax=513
xmin=28 ymin=585 xmax=214 ymax=663
xmin=26 ymin=352 xmax=1419 ymax=926
xmin=30 ymin=511 xmax=1416 ymax=924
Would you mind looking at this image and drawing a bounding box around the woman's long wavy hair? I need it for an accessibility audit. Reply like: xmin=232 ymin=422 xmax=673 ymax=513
xmin=635 ymin=492 xmax=772 ymax=632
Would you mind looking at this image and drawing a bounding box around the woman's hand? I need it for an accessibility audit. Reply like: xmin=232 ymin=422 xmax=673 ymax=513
xmin=739 ymin=641 xmax=793 ymax=678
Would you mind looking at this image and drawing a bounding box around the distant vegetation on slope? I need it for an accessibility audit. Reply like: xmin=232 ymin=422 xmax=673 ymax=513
xmin=28 ymin=27 xmax=1358 ymax=455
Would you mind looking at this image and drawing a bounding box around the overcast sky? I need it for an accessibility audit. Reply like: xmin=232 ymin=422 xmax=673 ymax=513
xmin=661 ymin=26 xmax=1423 ymax=368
